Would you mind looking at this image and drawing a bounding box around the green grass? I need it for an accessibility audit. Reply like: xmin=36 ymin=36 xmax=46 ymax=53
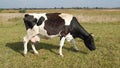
xmin=0 ymin=10 xmax=120 ymax=68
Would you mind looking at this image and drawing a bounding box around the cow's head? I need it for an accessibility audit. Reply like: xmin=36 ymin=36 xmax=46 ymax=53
xmin=84 ymin=34 xmax=96 ymax=51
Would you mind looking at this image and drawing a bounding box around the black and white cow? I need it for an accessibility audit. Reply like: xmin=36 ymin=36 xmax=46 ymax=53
xmin=23 ymin=13 xmax=96 ymax=56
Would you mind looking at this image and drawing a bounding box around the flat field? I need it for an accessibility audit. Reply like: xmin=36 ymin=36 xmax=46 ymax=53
xmin=0 ymin=9 xmax=120 ymax=68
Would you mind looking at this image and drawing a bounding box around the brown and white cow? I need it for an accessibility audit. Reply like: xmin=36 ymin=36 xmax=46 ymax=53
xmin=23 ymin=13 xmax=96 ymax=56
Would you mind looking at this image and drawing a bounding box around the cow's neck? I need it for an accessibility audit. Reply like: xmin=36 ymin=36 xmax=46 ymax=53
xmin=76 ymin=25 xmax=90 ymax=40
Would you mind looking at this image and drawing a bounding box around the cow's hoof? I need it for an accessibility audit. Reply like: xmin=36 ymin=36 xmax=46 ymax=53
xmin=60 ymin=54 xmax=64 ymax=57
xmin=22 ymin=53 xmax=27 ymax=57
xmin=34 ymin=51 xmax=38 ymax=55
xmin=73 ymin=49 xmax=79 ymax=52
xmin=34 ymin=52 xmax=39 ymax=56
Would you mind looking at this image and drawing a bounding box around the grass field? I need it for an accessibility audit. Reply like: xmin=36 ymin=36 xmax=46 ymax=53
xmin=0 ymin=9 xmax=120 ymax=68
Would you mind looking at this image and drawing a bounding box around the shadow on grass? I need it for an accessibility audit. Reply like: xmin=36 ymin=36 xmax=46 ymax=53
xmin=6 ymin=42 xmax=87 ymax=56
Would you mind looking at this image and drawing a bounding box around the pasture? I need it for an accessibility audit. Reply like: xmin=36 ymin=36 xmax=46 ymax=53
xmin=0 ymin=9 xmax=120 ymax=68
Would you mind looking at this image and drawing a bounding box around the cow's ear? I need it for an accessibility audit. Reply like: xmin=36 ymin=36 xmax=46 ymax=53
xmin=90 ymin=33 xmax=95 ymax=37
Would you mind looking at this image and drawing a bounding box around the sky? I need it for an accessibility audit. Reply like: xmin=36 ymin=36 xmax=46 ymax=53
xmin=0 ymin=0 xmax=120 ymax=8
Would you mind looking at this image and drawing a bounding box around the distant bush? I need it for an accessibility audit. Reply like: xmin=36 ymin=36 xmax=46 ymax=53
xmin=19 ymin=9 xmax=26 ymax=13
xmin=0 ymin=9 xmax=3 ymax=13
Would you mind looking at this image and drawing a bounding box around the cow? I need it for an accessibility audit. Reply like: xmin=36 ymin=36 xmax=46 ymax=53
xmin=23 ymin=13 xmax=96 ymax=57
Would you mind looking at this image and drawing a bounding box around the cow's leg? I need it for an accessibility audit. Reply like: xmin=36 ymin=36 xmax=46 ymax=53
xmin=31 ymin=43 xmax=38 ymax=54
xmin=70 ymin=39 xmax=79 ymax=51
xmin=59 ymin=37 xmax=66 ymax=57
xmin=23 ymin=36 xmax=29 ymax=55
xmin=65 ymin=33 xmax=79 ymax=51
xmin=30 ymin=36 xmax=40 ymax=54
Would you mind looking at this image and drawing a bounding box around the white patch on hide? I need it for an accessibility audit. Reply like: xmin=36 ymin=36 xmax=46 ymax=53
xmin=59 ymin=13 xmax=73 ymax=26
xmin=29 ymin=13 xmax=47 ymax=22
xmin=27 ymin=25 xmax=39 ymax=37
xmin=65 ymin=33 xmax=73 ymax=42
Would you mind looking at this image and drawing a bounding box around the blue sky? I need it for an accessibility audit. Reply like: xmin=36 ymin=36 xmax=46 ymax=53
xmin=0 ymin=0 xmax=120 ymax=8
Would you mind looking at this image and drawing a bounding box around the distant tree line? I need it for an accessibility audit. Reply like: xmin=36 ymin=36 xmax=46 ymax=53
xmin=0 ymin=7 xmax=120 ymax=10
xmin=55 ymin=7 xmax=120 ymax=9
xmin=0 ymin=7 xmax=119 ymax=13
